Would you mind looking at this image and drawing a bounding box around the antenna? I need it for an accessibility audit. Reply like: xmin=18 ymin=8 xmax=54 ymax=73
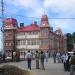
xmin=44 ymin=8 xmax=46 ymax=15
xmin=43 ymin=7 xmax=47 ymax=15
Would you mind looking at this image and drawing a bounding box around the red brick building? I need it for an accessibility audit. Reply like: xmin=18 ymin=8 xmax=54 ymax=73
xmin=2 ymin=15 xmax=67 ymax=57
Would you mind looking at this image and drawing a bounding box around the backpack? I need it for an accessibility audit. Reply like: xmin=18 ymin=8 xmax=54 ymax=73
xmin=27 ymin=53 xmax=32 ymax=60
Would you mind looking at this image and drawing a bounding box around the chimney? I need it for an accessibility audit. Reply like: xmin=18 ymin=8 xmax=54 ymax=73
xmin=31 ymin=21 xmax=37 ymax=26
xmin=50 ymin=27 xmax=53 ymax=32
xmin=20 ymin=23 xmax=24 ymax=28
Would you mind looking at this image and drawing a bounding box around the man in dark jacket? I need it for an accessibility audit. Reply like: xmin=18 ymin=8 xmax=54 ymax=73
xmin=35 ymin=51 xmax=40 ymax=69
xmin=70 ymin=51 xmax=75 ymax=75
xmin=40 ymin=51 xmax=45 ymax=70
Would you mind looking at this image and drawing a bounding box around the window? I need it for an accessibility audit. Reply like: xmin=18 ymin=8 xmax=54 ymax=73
xmin=28 ymin=32 xmax=31 ymax=35
xmin=9 ymin=43 xmax=12 ymax=46
xmin=33 ymin=31 xmax=38 ymax=35
xmin=42 ymin=28 xmax=47 ymax=33
xmin=41 ymin=39 xmax=49 ymax=45
xmin=19 ymin=32 xmax=24 ymax=36
xmin=27 ymin=40 xmax=37 ymax=45
xmin=36 ymin=40 xmax=40 ymax=45
xmin=22 ymin=40 xmax=26 ymax=45
xmin=5 ymin=32 xmax=12 ymax=37
xmin=5 ymin=43 xmax=8 ymax=46
xmin=31 ymin=40 xmax=36 ymax=45
xmin=20 ymin=40 xmax=25 ymax=45
xmin=27 ymin=40 xmax=31 ymax=45
xmin=5 ymin=32 xmax=8 ymax=37
xmin=16 ymin=40 xmax=20 ymax=45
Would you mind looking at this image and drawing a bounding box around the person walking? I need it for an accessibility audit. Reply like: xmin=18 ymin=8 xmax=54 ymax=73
xmin=53 ymin=51 xmax=56 ymax=63
xmin=56 ymin=52 xmax=61 ymax=63
xmin=65 ymin=53 xmax=71 ymax=71
xmin=69 ymin=51 xmax=75 ymax=75
xmin=35 ymin=51 xmax=40 ymax=69
xmin=13 ymin=51 xmax=16 ymax=62
xmin=45 ymin=51 xmax=49 ymax=62
xmin=3 ymin=53 xmax=5 ymax=62
xmin=26 ymin=50 xmax=32 ymax=70
xmin=16 ymin=51 xmax=20 ymax=62
xmin=40 ymin=51 xmax=45 ymax=70
xmin=62 ymin=53 xmax=68 ymax=71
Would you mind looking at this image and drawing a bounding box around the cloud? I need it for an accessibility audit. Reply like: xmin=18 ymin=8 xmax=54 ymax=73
xmin=3 ymin=0 xmax=75 ymax=33
xmin=44 ymin=0 xmax=75 ymax=11
xmin=6 ymin=0 xmax=41 ymax=9
xmin=0 ymin=0 xmax=75 ymax=50
xmin=50 ymin=19 xmax=75 ymax=33
xmin=5 ymin=0 xmax=75 ymax=16
xmin=5 ymin=0 xmax=75 ymax=17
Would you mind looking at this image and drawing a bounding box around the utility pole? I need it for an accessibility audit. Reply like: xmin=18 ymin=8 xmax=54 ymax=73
xmin=1 ymin=0 xmax=5 ymax=54
xmin=1 ymin=0 xmax=4 ymax=18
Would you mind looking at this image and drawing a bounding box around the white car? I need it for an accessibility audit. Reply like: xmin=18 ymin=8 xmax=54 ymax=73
xmin=68 ymin=52 xmax=74 ymax=56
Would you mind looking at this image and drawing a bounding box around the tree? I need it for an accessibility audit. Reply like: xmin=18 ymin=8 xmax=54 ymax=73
xmin=72 ymin=32 xmax=75 ymax=43
xmin=66 ymin=33 xmax=73 ymax=51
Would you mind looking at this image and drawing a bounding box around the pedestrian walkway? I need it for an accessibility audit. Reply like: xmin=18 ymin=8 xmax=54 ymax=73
xmin=0 ymin=58 xmax=70 ymax=75
xmin=33 ymin=58 xmax=70 ymax=75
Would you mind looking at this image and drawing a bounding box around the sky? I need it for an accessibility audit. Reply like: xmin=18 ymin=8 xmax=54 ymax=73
xmin=0 ymin=0 xmax=75 ymax=50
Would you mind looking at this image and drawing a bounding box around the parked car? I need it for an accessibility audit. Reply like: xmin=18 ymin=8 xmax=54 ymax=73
xmin=5 ymin=56 xmax=12 ymax=62
xmin=68 ymin=52 xmax=74 ymax=56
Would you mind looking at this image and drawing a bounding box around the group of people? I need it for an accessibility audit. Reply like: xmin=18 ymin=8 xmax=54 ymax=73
xmin=25 ymin=50 xmax=49 ymax=70
xmin=53 ymin=51 xmax=75 ymax=75
xmin=53 ymin=51 xmax=63 ymax=63
xmin=13 ymin=51 xmax=20 ymax=62
xmin=61 ymin=53 xmax=71 ymax=71
xmin=69 ymin=51 xmax=75 ymax=75
xmin=53 ymin=51 xmax=71 ymax=71
xmin=2 ymin=50 xmax=75 ymax=75
xmin=61 ymin=51 xmax=75 ymax=74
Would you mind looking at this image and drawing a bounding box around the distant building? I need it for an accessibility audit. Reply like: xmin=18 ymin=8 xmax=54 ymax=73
xmin=2 ymin=14 xmax=67 ymax=57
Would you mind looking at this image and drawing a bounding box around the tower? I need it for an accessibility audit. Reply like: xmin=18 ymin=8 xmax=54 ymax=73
xmin=40 ymin=14 xmax=50 ymax=36
xmin=3 ymin=18 xmax=18 ymax=57
xmin=41 ymin=14 xmax=49 ymax=27
xmin=39 ymin=14 xmax=50 ymax=51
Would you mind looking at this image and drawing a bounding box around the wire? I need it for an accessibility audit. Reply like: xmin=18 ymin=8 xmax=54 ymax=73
xmin=3 ymin=14 xmax=75 ymax=20
xmin=0 ymin=10 xmax=75 ymax=20
xmin=0 ymin=0 xmax=75 ymax=20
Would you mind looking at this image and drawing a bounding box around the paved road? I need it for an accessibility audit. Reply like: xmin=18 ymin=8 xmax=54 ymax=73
xmin=0 ymin=58 xmax=70 ymax=75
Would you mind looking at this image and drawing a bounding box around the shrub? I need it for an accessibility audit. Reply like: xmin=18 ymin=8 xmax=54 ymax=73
xmin=0 ymin=65 xmax=30 ymax=75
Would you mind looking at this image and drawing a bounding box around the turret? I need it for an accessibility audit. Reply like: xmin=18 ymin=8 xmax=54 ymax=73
xmin=41 ymin=14 xmax=49 ymax=27
xmin=3 ymin=18 xmax=18 ymax=58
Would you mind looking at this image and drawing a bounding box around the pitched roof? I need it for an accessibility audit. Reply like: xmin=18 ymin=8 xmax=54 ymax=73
xmin=17 ymin=23 xmax=40 ymax=32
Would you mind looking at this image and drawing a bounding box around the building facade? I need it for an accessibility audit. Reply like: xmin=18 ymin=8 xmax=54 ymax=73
xmin=3 ymin=15 xmax=67 ymax=57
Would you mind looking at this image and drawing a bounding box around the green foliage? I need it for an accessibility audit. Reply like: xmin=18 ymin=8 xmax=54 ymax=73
xmin=0 ymin=65 xmax=30 ymax=75
xmin=66 ymin=32 xmax=75 ymax=51
xmin=66 ymin=33 xmax=73 ymax=51
xmin=72 ymin=32 xmax=75 ymax=43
